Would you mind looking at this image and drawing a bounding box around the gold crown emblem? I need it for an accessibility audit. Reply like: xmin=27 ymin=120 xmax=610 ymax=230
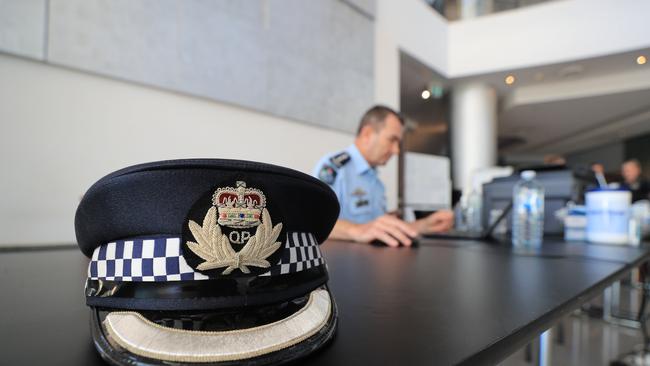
xmin=212 ymin=181 xmax=266 ymax=228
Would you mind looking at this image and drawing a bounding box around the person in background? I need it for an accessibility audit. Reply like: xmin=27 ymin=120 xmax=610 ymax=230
xmin=543 ymin=154 xmax=567 ymax=166
xmin=312 ymin=105 xmax=454 ymax=247
xmin=591 ymin=163 xmax=605 ymax=176
xmin=621 ymin=159 xmax=650 ymax=202
xmin=591 ymin=162 xmax=608 ymax=187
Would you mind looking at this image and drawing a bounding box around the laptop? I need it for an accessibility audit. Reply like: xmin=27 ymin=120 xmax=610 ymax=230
xmin=423 ymin=201 xmax=512 ymax=242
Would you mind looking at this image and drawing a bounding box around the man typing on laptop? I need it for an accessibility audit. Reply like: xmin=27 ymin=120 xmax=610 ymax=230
xmin=312 ymin=105 xmax=454 ymax=247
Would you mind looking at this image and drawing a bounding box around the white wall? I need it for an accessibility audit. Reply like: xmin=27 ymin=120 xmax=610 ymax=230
xmin=376 ymin=0 xmax=448 ymax=75
xmin=448 ymin=0 xmax=650 ymax=77
xmin=0 ymin=54 xmax=378 ymax=246
xmin=375 ymin=0 xmax=650 ymax=79
xmin=373 ymin=0 xmax=450 ymax=204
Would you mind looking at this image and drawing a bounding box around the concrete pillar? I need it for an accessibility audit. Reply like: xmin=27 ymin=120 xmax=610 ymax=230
xmin=451 ymin=82 xmax=498 ymax=192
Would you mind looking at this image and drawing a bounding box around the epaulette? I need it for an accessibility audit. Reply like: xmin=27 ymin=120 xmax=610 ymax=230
xmin=329 ymin=151 xmax=351 ymax=168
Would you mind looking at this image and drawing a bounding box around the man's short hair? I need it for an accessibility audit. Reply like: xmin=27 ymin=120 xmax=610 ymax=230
xmin=623 ymin=159 xmax=642 ymax=169
xmin=356 ymin=105 xmax=404 ymax=136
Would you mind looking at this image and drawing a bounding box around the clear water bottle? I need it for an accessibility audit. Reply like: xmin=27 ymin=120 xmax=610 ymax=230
xmin=466 ymin=189 xmax=483 ymax=233
xmin=512 ymin=170 xmax=545 ymax=247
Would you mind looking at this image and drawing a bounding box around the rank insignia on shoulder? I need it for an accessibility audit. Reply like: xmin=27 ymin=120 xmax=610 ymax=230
xmin=319 ymin=164 xmax=337 ymax=185
xmin=329 ymin=151 xmax=350 ymax=168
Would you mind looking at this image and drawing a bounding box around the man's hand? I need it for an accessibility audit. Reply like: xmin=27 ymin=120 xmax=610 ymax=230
xmin=412 ymin=210 xmax=454 ymax=235
xmin=329 ymin=215 xmax=418 ymax=247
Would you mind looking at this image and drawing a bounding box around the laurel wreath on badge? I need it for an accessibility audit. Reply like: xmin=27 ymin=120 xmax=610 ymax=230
xmin=186 ymin=206 xmax=283 ymax=275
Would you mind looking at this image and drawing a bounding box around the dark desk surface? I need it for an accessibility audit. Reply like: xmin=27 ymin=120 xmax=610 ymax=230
xmin=0 ymin=239 xmax=648 ymax=366
xmin=420 ymin=237 xmax=649 ymax=265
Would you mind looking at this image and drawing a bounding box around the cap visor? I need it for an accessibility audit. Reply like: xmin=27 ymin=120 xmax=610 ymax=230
xmin=90 ymin=288 xmax=337 ymax=365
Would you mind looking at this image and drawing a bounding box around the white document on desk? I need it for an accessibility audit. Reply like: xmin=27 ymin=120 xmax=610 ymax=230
xmin=404 ymin=152 xmax=451 ymax=210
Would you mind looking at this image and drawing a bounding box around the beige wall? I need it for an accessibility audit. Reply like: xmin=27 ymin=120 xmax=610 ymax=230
xmin=0 ymin=54 xmax=396 ymax=246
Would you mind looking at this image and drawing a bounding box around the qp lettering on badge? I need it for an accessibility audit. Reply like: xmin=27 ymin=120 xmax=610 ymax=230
xmin=229 ymin=230 xmax=251 ymax=245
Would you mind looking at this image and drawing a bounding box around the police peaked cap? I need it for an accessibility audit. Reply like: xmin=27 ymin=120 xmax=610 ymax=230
xmin=75 ymin=159 xmax=340 ymax=365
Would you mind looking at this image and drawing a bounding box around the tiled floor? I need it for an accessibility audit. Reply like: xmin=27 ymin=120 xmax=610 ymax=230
xmin=500 ymin=284 xmax=650 ymax=366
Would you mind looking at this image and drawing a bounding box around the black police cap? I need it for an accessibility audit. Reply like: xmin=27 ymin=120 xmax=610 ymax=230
xmin=75 ymin=159 xmax=340 ymax=365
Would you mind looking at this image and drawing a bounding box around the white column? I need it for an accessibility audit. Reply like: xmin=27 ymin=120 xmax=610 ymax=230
xmin=374 ymin=2 xmax=401 ymax=212
xmin=451 ymin=82 xmax=497 ymax=192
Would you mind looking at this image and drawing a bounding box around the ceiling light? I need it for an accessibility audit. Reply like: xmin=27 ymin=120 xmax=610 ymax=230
xmin=638 ymin=55 xmax=647 ymax=65
xmin=505 ymin=75 xmax=515 ymax=85
xmin=421 ymin=90 xmax=431 ymax=99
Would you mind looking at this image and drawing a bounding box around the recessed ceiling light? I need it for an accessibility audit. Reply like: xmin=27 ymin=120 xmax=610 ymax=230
xmin=421 ymin=90 xmax=431 ymax=99
xmin=638 ymin=55 xmax=647 ymax=65
xmin=505 ymin=75 xmax=515 ymax=85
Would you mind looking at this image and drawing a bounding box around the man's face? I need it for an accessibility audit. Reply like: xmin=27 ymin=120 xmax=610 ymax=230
xmin=592 ymin=164 xmax=604 ymax=175
xmin=622 ymin=162 xmax=641 ymax=183
xmin=364 ymin=114 xmax=403 ymax=166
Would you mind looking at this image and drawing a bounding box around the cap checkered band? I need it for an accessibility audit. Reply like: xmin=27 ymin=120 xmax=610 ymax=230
xmin=88 ymin=232 xmax=323 ymax=282
xmin=88 ymin=238 xmax=207 ymax=282
xmin=259 ymin=232 xmax=325 ymax=277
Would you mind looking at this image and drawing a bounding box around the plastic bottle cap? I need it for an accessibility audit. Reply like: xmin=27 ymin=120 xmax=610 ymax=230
xmin=521 ymin=170 xmax=536 ymax=180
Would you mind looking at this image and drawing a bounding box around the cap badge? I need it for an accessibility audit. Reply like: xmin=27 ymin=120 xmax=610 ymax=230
xmin=186 ymin=181 xmax=282 ymax=275
xmin=214 ymin=181 xmax=266 ymax=228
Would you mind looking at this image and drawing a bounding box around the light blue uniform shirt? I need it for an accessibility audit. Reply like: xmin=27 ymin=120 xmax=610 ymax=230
xmin=312 ymin=144 xmax=386 ymax=223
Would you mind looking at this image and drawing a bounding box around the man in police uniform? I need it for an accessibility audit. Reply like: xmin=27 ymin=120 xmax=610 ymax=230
xmin=313 ymin=105 xmax=454 ymax=247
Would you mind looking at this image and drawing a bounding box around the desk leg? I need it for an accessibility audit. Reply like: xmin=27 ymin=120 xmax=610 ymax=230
xmin=604 ymin=284 xmax=641 ymax=328
xmin=612 ymin=281 xmax=621 ymax=313
xmin=631 ymin=269 xmax=640 ymax=314
xmin=604 ymin=285 xmax=613 ymax=322
xmin=604 ymin=282 xmax=623 ymax=318
xmin=538 ymin=328 xmax=553 ymax=366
